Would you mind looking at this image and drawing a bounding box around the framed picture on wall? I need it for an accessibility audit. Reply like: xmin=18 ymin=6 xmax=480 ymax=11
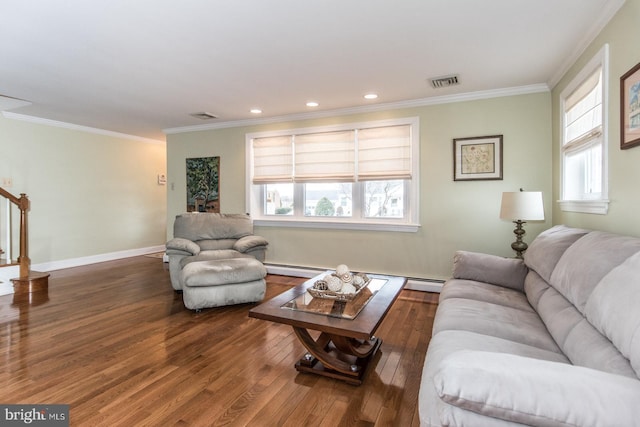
xmin=186 ymin=156 xmax=220 ymax=213
xmin=621 ymin=62 xmax=640 ymax=150
xmin=453 ymin=135 xmax=503 ymax=181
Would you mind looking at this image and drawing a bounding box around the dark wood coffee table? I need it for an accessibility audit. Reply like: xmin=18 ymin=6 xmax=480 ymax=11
xmin=248 ymin=272 xmax=406 ymax=385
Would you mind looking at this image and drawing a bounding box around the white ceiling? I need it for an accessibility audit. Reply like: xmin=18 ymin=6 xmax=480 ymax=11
xmin=0 ymin=0 xmax=625 ymax=142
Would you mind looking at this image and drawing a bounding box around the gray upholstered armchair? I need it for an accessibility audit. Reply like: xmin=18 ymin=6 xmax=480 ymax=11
xmin=165 ymin=213 xmax=268 ymax=290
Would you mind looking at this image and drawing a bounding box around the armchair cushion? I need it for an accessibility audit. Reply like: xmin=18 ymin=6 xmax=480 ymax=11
xmin=166 ymin=237 xmax=201 ymax=256
xmin=434 ymin=350 xmax=640 ymax=427
xmin=174 ymin=213 xmax=253 ymax=241
xmin=179 ymin=250 xmax=254 ymax=269
xmin=234 ymin=235 xmax=269 ymax=253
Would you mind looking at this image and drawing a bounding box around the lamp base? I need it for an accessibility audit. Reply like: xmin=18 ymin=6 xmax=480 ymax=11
xmin=510 ymin=220 xmax=528 ymax=259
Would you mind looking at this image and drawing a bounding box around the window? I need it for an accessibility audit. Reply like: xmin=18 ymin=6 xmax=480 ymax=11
xmin=559 ymin=44 xmax=609 ymax=214
xmin=247 ymin=118 xmax=419 ymax=231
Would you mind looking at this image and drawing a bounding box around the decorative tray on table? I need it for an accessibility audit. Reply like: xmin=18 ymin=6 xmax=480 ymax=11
xmin=307 ymin=264 xmax=370 ymax=302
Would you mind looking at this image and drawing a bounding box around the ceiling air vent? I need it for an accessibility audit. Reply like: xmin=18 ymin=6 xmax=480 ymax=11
xmin=429 ymin=74 xmax=460 ymax=89
xmin=190 ymin=112 xmax=218 ymax=120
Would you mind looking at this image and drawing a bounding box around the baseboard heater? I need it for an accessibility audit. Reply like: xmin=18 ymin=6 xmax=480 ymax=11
xmin=264 ymin=263 xmax=443 ymax=293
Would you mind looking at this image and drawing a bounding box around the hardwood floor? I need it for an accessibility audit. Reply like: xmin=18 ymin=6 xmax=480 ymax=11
xmin=0 ymin=256 xmax=438 ymax=426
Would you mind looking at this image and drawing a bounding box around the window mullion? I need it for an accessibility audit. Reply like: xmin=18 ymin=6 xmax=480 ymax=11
xmin=293 ymin=182 xmax=304 ymax=216
xmin=352 ymin=181 xmax=363 ymax=219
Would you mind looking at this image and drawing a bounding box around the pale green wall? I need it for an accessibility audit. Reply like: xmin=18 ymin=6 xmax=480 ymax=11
xmin=167 ymin=92 xmax=552 ymax=280
xmin=0 ymin=115 xmax=167 ymax=265
xmin=552 ymin=0 xmax=640 ymax=236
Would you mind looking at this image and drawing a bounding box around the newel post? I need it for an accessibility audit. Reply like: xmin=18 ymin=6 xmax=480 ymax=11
xmin=17 ymin=193 xmax=30 ymax=278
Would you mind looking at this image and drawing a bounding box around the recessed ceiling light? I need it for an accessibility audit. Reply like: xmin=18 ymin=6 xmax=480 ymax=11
xmin=306 ymin=101 xmax=319 ymax=107
xmin=250 ymin=109 xmax=262 ymax=114
xmin=364 ymin=93 xmax=378 ymax=100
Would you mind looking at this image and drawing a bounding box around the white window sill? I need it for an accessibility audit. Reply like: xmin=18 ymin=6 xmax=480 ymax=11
xmin=559 ymin=199 xmax=609 ymax=215
xmin=254 ymin=218 xmax=420 ymax=232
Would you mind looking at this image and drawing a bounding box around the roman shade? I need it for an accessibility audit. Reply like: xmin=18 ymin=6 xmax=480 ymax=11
xmin=251 ymin=124 xmax=412 ymax=184
xmin=252 ymin=135 xmax=293 ymax=183
xmin=357 ymin=125 xmax=411 ymax=181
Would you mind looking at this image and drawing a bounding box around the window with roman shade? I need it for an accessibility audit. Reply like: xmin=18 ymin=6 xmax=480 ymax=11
xmin=246 ymin=117 xmax=419 ymax=231
xmin=559 ymin=44 xmax=609 ymax=214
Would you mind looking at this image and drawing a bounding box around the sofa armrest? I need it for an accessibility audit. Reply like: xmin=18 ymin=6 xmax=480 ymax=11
xmin=452 ymin=251 xmax=527 ymax=291
xmin=166 ymin=237 xmax=201 ymax=256
xmin=434 ymin=350 xmax=640 ymax=427
xmin=233 ymin=235 xmax=268 ymax=253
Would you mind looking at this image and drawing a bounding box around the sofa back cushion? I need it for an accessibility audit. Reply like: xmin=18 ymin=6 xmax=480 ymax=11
xmin=585 ymin=251 xmax=640 ymax=378
xmin=525 ymin=226 xmax=640 ymax=379
xmin=528 ymin=277 xmax=637 ymax=378
xmin=524 ymin=225 xmax=588 ymax=283
xmin=550 ymin=231 xmax=640 ymax=312
xmin=174 ymin=213 xmax=253 ymax=241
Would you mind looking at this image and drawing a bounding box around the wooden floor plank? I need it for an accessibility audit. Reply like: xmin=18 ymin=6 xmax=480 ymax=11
xmin=0 ymin=256 xmax=438 ymax=426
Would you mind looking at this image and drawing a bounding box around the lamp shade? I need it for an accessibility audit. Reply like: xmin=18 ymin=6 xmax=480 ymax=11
xmin=500 ymin=191 xmax=545 ymax=221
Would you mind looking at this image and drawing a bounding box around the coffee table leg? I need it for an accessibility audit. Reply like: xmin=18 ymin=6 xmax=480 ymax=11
xmin=292 ymin=327 xmax=381 ymax=385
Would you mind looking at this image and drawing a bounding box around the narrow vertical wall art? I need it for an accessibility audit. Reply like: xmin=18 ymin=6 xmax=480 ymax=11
xmin=186 ymin=156 xmax=220 ymax=212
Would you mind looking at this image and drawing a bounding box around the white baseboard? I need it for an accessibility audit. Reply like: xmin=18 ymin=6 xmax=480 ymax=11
xmin=0 ymin=265 xmax=19 ymax=296
xmin=264 ymin=264 xmax=443 ymax=293
xmin=405 ymin=278 xmax=443 ymax=293
xmin=9 ymin=254 xmax=443 ymax=295
xmin=0 ymin=282 xmax=14 ymax=296
xmin=32 ymin=245 xmax=166 ymax=272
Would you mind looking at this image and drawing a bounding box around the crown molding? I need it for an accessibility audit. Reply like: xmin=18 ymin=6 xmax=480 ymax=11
xmin=163 ymin=83 xmax=549 ymax=135
xmin=547 ymin=0 xmax=626 ymax=89
xmin=1 ymin=111 xmax=165 ymax=144
xmin=0 ymin=95 xmax=32 ymax=111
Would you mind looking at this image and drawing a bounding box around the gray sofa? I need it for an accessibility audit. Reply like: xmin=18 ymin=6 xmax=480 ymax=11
xmin=419 ymin=225 xmax=640 ymax=427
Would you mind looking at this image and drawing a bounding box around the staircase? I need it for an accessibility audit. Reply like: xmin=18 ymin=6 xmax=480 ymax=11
xmin=0 ymin=187 xmax=49 ymax=297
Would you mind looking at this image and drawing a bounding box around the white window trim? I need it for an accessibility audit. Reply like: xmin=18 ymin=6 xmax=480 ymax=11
xmin=558 ymin=44 xmax=609 ymax=215
xmin=245 ymin=117 xmax=420 ymax=232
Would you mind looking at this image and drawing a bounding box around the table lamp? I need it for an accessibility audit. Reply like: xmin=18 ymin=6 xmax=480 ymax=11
xmin=500 ymin=190 xmax=544 ymax=258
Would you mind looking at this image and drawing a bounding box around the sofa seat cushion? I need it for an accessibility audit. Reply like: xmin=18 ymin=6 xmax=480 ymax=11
xmin=440 ymin=280 xmax=534 ymax=312
xmin=182 ymin=258 xmax=267 ymax=288
xmin=178 ymin=249 xmax=254 ymax=269
xmin=433 ymin=297 xmax=562 ymax=353
xmin=433 ymin=350 xmax=640 ymax=427
xmin=419 ymin=330 xmax=570 ymax=427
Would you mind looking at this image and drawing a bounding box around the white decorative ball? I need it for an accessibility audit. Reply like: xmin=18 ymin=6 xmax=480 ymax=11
xmin=352 ymin=275 xmax=365 ymax=287
xmin=325 ymin=275 xmax=343 ymax=292
xmin=336 ymin=264 xmax=350 ymax=276
xmin=341 ymin=283 xmax=357 ymax=294
xmin=340 ymin=273 xmax=353 ymax=283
